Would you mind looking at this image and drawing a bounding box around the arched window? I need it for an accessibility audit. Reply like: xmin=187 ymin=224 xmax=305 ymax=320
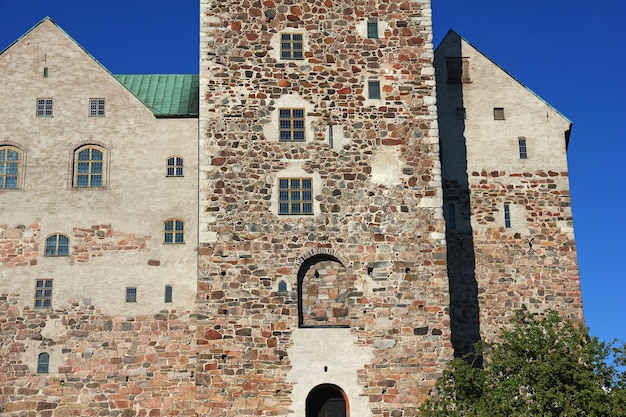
xmin=45 ymin=234 xmax=69 ymax=257
xmin=74 ymin=145 xmax=105 ymax=187
xmin=164 ymin=219 xmax=184 ymax=244
xmin=0 ymin=145 xmax=22 ymax=189
xmin=278 ymin=280 xmax=288 ymax=292
xmin=37 ymin=352 xmax=50 ymax=374
xmin=167 ymin=156 xmax=184 ymax=177
xmin=306 ymin=384 xmax=347 ymax=417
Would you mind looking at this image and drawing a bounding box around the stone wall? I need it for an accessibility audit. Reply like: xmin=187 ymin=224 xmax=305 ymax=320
xmin=435 ymin=31 xmax=584 ymax=355
xmin=0 ymin=293 xmax=197 ymax=417
xmin=198 ymin=0 xmax=452 ymax=415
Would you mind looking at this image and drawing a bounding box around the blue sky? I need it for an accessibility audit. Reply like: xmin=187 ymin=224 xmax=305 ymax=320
xmin=1 ymin=1 xmax=624 ymax=345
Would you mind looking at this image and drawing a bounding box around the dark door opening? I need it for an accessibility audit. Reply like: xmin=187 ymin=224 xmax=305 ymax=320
xmin=306 ymin=384 xmax=347 ymax=417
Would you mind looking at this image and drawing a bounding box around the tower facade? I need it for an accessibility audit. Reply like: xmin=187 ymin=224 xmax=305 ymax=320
xmin=435 ymin=31 xmax=584 ymax=355
xmin=197 ymin=0 xmax=451 ymax=415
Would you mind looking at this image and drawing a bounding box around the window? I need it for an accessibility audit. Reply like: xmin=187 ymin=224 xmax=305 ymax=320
xmin=37 ymin=353 xmax=50 ymax=374
xmin=494 ymin=107 xmax=505 ymax=120
xmin=126 ymin=287 xmax=137 ymax=303
xmin=164 ymin=219 xmax=185 ymax=244
xmin=279 ymin=108 xmax=305 ymax=142
xmin=455 ymin=107 xmax=466 ymax=120
xmin=89 ymin=98 xmax=105 ymax=117
xmin=45 ymin=234 xmax=69 ymax=257
xmin=34 ymin=279 xmax=53 ymax=308
xmin=367 ymin=18 xmax=379 ymax=39
xmin=280 ymin=33 xmax=304 ymax=60
xmin=279 ymin=178 xmax=313 ymax=215
xmin=74 ymin=145 xmax=104 ymax=187
xmin=167 ymin=156 xmax=184 ymax=177
xmin=447 ymin=203 xmax=457 ymax=230
xmin=0 ymin=146 xmax=21 ymax=189
xmin=165 ymin=285 xmax=173 ymax=303
xmin=367 ymin=80 xmax=381 ymax=99
xmin=446 ymin=57 xmax=470 ymax=83
xmin=36 ymin=98 xmax=53 ymax=117
xmin=504 ymin=204 xmax=511 ymax=228
xmin=518 ymin=137 xmax=528 ymax=159
xmin=278 ymin=280 xmax=288 ymax=292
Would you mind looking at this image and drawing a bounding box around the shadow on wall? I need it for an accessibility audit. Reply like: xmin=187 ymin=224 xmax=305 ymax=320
xmin=435 ymin=35 xmax=482 ymax=359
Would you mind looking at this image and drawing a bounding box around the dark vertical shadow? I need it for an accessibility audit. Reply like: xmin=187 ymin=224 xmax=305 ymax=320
xmin=435 ymin=33 xmax=481 ymax=359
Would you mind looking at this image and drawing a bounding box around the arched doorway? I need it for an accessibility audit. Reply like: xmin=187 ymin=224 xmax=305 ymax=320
xmin=306 ymin=384 xmax=348 ymax=417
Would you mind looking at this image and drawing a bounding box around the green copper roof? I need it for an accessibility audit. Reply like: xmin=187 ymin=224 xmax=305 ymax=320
xmin=115 ymin=74 xmax=199 ymax=118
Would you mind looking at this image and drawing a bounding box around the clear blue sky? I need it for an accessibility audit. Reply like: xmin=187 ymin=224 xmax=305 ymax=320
xmin=1 ymin=1 xmax=624 ymax=345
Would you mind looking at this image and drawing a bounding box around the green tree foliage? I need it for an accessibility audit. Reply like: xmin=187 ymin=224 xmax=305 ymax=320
xmin=421 ymin=308 xmax=626 ymax=417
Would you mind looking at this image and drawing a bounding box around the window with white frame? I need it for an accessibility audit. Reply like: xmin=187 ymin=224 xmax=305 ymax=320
xmin=167 ymin=156 xmax=184 ymax=177
xmin=518 ymin=137 xmax=528 ymax=159
xmin=36 ymin=99 xmax=53 ymax=117
xmin=0 ymin=146 xmax=22 ymax=189
xmin=279 ymin=178 xmax=313 ymax=215
xmin=74 ymin=145 xmax=105 ymax=187
xmin=164 ymin=219 xmax=185 ymax=244
xmin=45 ymin=234 xmax=69 ymax=257
xmin=89 ymin=98 xmax=105 ymax=117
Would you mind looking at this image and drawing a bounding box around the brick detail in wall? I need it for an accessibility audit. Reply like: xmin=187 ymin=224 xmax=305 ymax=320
xmin=0 ymin=224 xmax=40 ymax=266
xmin=0 ymin=224 xmax=150 ymax=267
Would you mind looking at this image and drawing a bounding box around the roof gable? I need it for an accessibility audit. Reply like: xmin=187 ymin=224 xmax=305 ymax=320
xmin=436 ymin=29 xmax=571 ymax=124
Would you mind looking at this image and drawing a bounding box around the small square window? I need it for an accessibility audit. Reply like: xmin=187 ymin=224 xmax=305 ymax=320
xmin=518 ymin=138 xmax=528 ymax=159
xmin=368 ymin=80 xmax=381 ymax=100
xmin=367 ymin=18 xmax=379 ymax=39
xmin=165 ymin=285 xmax=173 ymax=303
xmin=37 ymin=99 xmax=53 ymax=117
xmin=35 ymin=279 xmax=53 ymax=308
xmin=279 ymin=177 xmax=313 ymax=215
xmin=494 ymin=107 xmax=505 ymax=120
xmin=280 ymin=33 xmax=304 ymax=60
xmin=126 ymin=287 xmax=137 ymax=303
xmin=279 ymin=108 xmax=305 ymax=142
xmin=455 ymin=107 xmax=466 ymax=120
xmin=89 ymin=98 xmax=105 ymax=117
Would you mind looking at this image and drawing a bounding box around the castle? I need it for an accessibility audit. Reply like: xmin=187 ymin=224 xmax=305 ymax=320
xmin=0 ymin=1 xmax=583 ymax=416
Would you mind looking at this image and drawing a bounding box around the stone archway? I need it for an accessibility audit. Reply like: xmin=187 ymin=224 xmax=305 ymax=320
xmin=297 ymin=254 xmax=353 ymax=327
xmin=306 ymin=384 xmax=348 ymax=417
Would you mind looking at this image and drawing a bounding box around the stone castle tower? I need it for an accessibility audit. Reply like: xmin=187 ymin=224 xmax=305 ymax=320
xmin=0 ymin=2 xmax=583 ymax=416
xmin=196 ymin=0 xmax=450 ymax=415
